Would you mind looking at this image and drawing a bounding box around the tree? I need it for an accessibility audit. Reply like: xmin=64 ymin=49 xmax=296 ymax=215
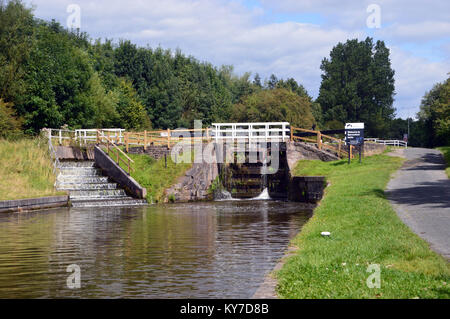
xmin=0 ymin=0 xmax=35 ymax=103
xmin=115 ymin=78 xmax=151 ymax=130
xmin=417 ymin=77 xmax=450 ymax=147
xmin=267 ymin=74 xmax=278 ymax=89
xmin=231 ymin=88 xmax=315 ymax=128
xmin=276 ymin=78 xmax=309 ymax=98
xmin=317 ymin=37 xmax=395 ymax=136
xmin=253 ymin=73 xmax=262 ymax=88
xmin=0 ymin=98 xmax=23 ymax=139
xmin=81 ymin=72 xmax=120 ymax=128
xmin=15 ymin=21 xmax=97 ymax=132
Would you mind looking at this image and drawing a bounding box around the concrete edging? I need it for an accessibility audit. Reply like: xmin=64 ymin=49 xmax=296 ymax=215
xmin=0 ymin=195 xmax=69 ymax=213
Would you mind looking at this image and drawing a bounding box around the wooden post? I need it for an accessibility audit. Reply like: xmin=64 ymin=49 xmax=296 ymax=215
xmin=338 ymin=140 xmax=341 ymax=158
xmin=290 ymin=126 xmax=293 ymax=141
xmin=317 ymin=131 xmax=322 ymax=150
xmin=350 ymin=145 xmax=353 ymax=159
xmin=144 ymin=130 xmax=147 ymax=151
xmin=125 ymin=133 xmax=129 ymax=153
xmin=167 ymin=128 xmax=171 ymax=149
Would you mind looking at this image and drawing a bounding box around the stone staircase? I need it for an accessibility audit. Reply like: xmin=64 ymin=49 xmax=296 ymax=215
xmin=56 ymin=161 xmax=147 ymax=208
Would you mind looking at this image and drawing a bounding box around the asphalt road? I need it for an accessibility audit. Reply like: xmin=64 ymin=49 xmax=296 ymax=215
xmin=386 ymin=148 xmax=450 ymax=260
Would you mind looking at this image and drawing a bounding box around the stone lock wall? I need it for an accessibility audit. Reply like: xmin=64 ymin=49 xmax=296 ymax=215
xmin=288 ymin=176 xmax=326 ymax=203
xmin=164 ymin=144 xmax=219 ymax=202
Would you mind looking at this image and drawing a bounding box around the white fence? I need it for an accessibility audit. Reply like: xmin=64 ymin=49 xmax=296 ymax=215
xmin=211 ymin=122 xmax=291 ymax=143
xmin=46 ymin=128 xmax=125 ymax=145
xmin=365 ymin=138 xmax=408 ymax=148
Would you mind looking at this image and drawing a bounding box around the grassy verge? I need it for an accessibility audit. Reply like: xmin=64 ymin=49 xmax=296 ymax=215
xmin=119 ymin=151 xmax=192 ymax=203
xmin=0 ymin=138 xmax=65 ymax=200
xmin=436 ymin=146 xmax=450 ymax=178
xmin=277 ymin=154 xmax=450 ymax=298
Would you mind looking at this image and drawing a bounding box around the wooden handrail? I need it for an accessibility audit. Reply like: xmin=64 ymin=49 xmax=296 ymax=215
xmin=97 ymin=130 xmax=135 ymax=174
xmin=292 ymin=126 xmax=350 ymax=159
xmin=321 ymin=133 xmax=342 ymax=143
xmin=97 ymin=131 xmax=134 ymax=163
xmin=291 ymin=127 xmax=318 ymax=134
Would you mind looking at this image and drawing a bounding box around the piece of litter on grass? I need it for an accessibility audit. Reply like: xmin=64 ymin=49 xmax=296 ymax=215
xmin=321 ymin=231 xmax=331 ymax=236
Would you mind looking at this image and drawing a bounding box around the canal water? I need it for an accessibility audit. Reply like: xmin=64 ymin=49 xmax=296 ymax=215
xmin=0 ymin=200 xmax=312 ymax=298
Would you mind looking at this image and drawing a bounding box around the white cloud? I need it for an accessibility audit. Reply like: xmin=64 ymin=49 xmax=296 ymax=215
xmin=390 ymin=47 xmax=449 ymax=118
xmin=376 ymin=21 xmax=450 ymax=43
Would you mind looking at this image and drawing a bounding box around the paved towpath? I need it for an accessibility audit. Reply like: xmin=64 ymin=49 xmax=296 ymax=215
xmin=386 ymin=148 xmax=450 ymax=260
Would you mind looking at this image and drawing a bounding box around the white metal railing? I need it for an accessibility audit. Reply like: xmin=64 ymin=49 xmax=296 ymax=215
xmin=41 ymin=128 xmax=61 ymax=174
xmin=47 ymin=128 xmax=125 ymax=145
xmin=365 ymin=138 xmax=408 ymax=148
xmin=211 ymin=122 xmax=291 ymax=142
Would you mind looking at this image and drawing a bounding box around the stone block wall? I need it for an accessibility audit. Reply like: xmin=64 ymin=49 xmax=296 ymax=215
xmin=363 ymin=143 xmax=386 ymax=156
xmin=127 ymin=146 xmax=171 ymax=160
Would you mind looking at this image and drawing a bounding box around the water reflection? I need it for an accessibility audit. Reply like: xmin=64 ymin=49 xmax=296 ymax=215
xmin=0 ymin=201 xmax=311 ymax=298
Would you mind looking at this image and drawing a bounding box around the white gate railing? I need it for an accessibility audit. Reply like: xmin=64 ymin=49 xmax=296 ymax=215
xmin=365 ymin=138 xmax=407 ymax=148
xmin=46 ymin=128 xmax=125 ymax=145
xmin=211 ymin=122 xmax=291 ymax=143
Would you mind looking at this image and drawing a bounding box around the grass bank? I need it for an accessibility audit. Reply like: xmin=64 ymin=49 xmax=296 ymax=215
xmin=436 ymin=146 xmax=450 ymax=177
xmin=119 ymin=151 xmax=192 ymax=203
xmin=277 ymin=154 xmax=450 ymax=298
xmin=0 ymin=138 xmax=64 ymax=200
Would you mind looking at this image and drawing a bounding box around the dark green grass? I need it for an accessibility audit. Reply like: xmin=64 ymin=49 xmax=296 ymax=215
xmin=276 ymin=155 xmax=450 ymax=298
xmin=436 ymin=146 xmax=450 ymax=178
xmin=119 ymin=151 xmax=192 ymax=203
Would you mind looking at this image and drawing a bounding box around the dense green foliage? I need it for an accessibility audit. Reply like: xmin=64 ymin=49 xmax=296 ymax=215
xmin=0 ymin=98 xmax=23 ymax=139
xmin=277 ymin=156 xmax=450 ymax=298
xmin=317 ymin=38 xmax=396 ymax=136
xmin=231 ymin=88 xmax=315 ymax=128
xmin=416 ymin=77 xmax=450 ymax=147
xmin=437 ymin=146 xmax=450 ymax=178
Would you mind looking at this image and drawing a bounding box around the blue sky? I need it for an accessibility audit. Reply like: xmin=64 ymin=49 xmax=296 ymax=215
xmin=26 ymin=0 xmax=450 ymax=119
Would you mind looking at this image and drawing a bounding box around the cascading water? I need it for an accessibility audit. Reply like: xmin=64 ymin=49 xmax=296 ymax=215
xmin=56 ymin=161 xmax=147 ymax=207
xmin=253 ymin=150 xmax=271 ymax=200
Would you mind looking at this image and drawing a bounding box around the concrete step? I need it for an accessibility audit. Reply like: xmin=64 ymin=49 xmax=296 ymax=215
xmin=59 ymin=161 xmax=95 ymax=168
xmin=56 ymin=160 xmax=147 ymax=207
xmin=57 ymin=176 xmax=110 ymax=184
xmin=59 ymin=167 xmax=102 ymax=175
xmin=58 ymin=170 xmax=103 ymax=177
xmin=69 ymin=189 xmax=126 ymax=198
xmin=56 ymin=183 xmax=118 ymax=190
xmin=71 ymin=198 xmax=147 ymax=207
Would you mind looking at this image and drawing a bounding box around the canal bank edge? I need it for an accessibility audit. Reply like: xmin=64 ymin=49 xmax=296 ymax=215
xmin=0 ymin=195 xmax=69 ymax=213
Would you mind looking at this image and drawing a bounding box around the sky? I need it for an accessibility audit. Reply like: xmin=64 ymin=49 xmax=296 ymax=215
xmin=25 ymin=0 xmax=450 ymax=119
